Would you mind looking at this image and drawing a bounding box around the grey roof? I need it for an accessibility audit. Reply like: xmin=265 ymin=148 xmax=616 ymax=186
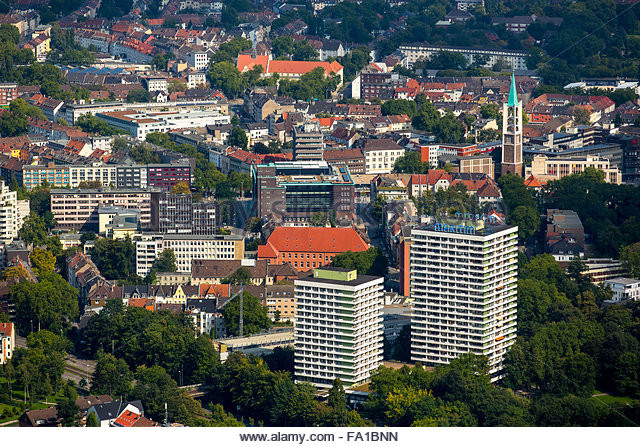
xmin=90 ymin=400 xmax=143 ymax=421
xmin=186 ymin=298 xmax=217 ymax=312
xmin=550 ymin=238 xmax=584 ymax=255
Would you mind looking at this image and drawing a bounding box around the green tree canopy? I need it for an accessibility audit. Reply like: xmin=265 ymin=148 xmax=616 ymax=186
xmin=331 ymin=247 xmax=388 ymax=277
xmin=222 ymin=291 xmax=271 ymax=336
xmin=393 ymin=151 xmax=427 ymax=174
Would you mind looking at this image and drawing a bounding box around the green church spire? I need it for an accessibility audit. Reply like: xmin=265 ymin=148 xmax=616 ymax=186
xmin=507 ymin=72 xmax=520 ymax=107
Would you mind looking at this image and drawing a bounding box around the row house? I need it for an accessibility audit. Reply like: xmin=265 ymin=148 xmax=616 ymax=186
xmin=111 ymin=37 xmax=156 ymax=63
xmin=74 ymin=29 xmax=114 ymax=52
xmin=27 ymin=118 xmax=88 ymax=143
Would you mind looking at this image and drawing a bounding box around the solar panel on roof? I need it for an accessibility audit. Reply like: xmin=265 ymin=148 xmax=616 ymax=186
xmin=342 ymin=174 xmax=350 ymax=182
xmin=339 ymin=167 xmax=346 ymax=173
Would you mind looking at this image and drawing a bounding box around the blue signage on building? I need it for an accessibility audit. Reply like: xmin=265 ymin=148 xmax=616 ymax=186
xmin=434 ymin=222 xmax=476 ymax=235
xmin=454 ymin=212 xmax=497 ymax=223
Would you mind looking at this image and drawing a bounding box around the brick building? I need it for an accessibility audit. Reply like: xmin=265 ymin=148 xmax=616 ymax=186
xmin=257 ymin=226 xmax=369 ymax=272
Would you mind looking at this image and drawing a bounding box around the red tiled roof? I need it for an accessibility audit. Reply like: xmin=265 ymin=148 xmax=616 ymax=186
xmin=114 ymin=410 xmax=139 ymax=427
xmin=410 ymin=170 xmax=451 ymax=186
xmin=199 ymin=283 xmax=230 ymax=298
xmin=524 ymin=174 xmax=545 ymax=188
xmin=257 ymin=227 xmax=369 ymax=258
xmin=0 ymin=322 xmax=13 ymax=337
xmin=237 ymin=55 xmax=343 ymax=77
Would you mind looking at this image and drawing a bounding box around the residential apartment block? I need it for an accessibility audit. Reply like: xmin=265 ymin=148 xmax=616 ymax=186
xmin=294 ymin=267 xmax=384 ymax=388
xmin=399 ymin=44 xmax=528 ymax=71
xmin=0 ymin=180 xmax=28 ymax=241
xmin=604 ymin=277 xmax=640 ymax=303
xmin=0 ymin=83 xmax=18 ymax=108
xmin=410 ymin=219 xmax=518 ymax=380
xmin=135 ymin=234 xmax=244 ymax=276
xmin=23 ymin=161 xmax=191 ymax=192
xmin=50 ymin=188 xmax=155 ymax=230
xmin=362 ymin=139 xmax=405 ymax=174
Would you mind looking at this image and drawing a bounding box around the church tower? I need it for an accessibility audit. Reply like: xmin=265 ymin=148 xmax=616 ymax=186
xmin=501 ymin=73 xmax=523 ymax=177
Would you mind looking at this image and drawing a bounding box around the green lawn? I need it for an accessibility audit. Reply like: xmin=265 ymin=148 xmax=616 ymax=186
xmin=0 ymin=377 xmax=70 ymax=424
xmin=592 ymin=390 xmax=638 ymax=408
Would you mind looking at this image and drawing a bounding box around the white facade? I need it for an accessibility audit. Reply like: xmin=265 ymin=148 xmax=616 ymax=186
xmin=363 ymin=148 xmax=404 ymax=174
xmin=399 ymin=44 xmax=527 ymax=70
xmin=605 ymin=277 xmax=640 ymax=303
xmin=187 ymin=51 xmax=210 ymax=70
xmin=410 ymin=221 xmax=518 ymax=380
xmin=187 ymin=72 xmax=207 ymax=89
xmin=70 ymin=165 xmax=118 ymax=188
xmin=97 ymin=110 xmax=231 ymax=140
xmin=0 ymin=322 xmax=15 ymax=364
xmin=135 ymin=234 xmax=244 ymax=276
xmin=0 ymin=181 xmax=20 ymax=240
xmin=294 ymin=268 xmax=384 ymax=388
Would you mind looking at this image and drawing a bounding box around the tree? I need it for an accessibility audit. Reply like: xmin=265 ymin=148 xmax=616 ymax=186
xmin=207 ymin=61 xmax=245 ymax=98
xmin=572 ymin=106 xmax=591 ymax=125
xmin=1 ymin=265 xmax=30 ymax=281
xmin=29 ymin=248 xmax=56 ymax=276
xmin=228 ymin=126 xmax=248 ymax=149
xmin=381 ymin=99 xmax=418 ymax=118
xmin=10 ymin=272 xmax=79 ymax=335
xmin=293 ymin=41 xmax=319 ymax=61
xmin=271 ymin=36 xmax=295 ymax=59
xmin=620 ymin=242 xmax=640 ymax=278
xmin=0 ymin=99 xmax=47 ymax=137
xmin=222 ymin=266 xmax=252 ymax=285
xmin=211 ymin=37 xmax=251 ymax=63
xmin=209 ymin=404 xmax=245 ymax=426
xmin=394 ymin=151 xmax=426 ymax=174
xmin=18 ymin=212 xmax=49 ymax=246
xmin=152 ymin=249 xmax=177 ymax=273
xmin=26 ymin=330 xmax=72 ymax=354
xmin=89 ymin=238 xmax=135 ymax=280
xmin=126 ymin=89 xmax=152 ymax=103
xmin=508 ymin=205 xmax=540 ymax=241
xmin=309 ymin=212 xmax=328 ymax=227
xmin=91 ymin=352 xmax=133 ymax=397
xmin=428 ymin=51 xmax=468 ymax=70
xmin=75 ymin=115 xmax=126 ymax=136
xmin=222 ymin=292 xmax=271 ymax=336
xmin=168 ymin=79 xmax=187 ymax=93
xmin=171 ymin=181 xmax=190 ymax=195
xmin=331 ymin=247 xmax=388 ymax=277
xmin=86 ymin=412 xmax=99 ymax=427
xmin=129 ymin=365 xmax=205 ymax=424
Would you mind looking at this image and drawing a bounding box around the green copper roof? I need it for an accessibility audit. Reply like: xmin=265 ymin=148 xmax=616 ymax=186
xmin=507 ymin=72 xmax=520 ymax=107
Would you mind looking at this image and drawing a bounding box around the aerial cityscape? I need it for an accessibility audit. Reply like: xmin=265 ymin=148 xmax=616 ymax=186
xmin=0 ymin=0 xmax=640 ymax=431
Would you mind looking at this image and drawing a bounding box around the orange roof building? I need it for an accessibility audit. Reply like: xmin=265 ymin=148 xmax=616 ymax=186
xmin=257 ymin=227 xmax=369 ymax=272
xmin=237 ymin=54 xmax=344 ymax=86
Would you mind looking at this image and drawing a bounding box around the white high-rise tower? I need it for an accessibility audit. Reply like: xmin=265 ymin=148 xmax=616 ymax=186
xmin=410 ymin=218 xmax=518 ymax=380
xmin=294 ymin=267 xmax=383 ymax=388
